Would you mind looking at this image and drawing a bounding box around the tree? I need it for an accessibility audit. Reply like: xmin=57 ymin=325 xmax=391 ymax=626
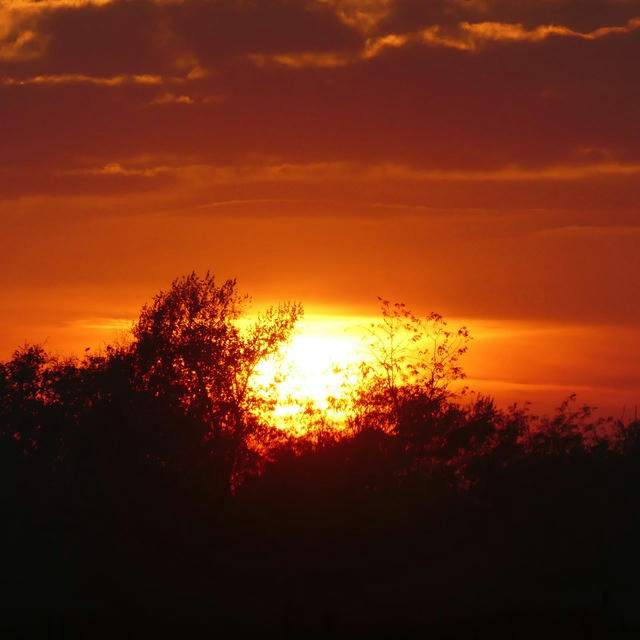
xmin=0 ymin=344 xmax=54 ymax=461
xmin=348 ymin=299 xmax=471 ymax=435
xmin=131 ymin=272 xmax=302 ymax=494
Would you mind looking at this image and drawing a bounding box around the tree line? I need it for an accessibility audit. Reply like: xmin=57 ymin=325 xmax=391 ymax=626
xmin=2 ymin=272 xmax=640 ymax=638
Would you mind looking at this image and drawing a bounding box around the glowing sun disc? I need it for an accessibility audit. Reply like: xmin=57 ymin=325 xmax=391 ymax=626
xmin=253 ymin=316 xmax=369 ymax=421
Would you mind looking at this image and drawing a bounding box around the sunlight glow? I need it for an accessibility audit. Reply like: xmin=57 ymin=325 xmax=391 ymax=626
xmin=254 ymin=316 xmax=370 ymax=424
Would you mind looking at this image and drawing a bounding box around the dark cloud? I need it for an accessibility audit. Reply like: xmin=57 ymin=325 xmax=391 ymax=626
xmin=2 ymin=28 xmax=638 ymax=174
xmin=1 ymin=0 xmax=637 ymax=182
xmin=1 ymin=0 xmax=362 ymax=78
xmin=170 ymin=0 xmax=362 ymax=63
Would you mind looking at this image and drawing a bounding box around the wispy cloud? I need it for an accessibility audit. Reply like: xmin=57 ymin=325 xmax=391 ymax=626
xmin=249 ymin=51 xmax=355 ymax=69
xmin=54 ymin=159 xmax=640 ymax=185
xmin=0 ymin=0 xmax=116 ymax=61
xmin=5 ymin=0 xmax=115 ymax=8
xmin=533 ymin=225 xmax=640 ymax=239
xmin=0 ymin=28 xmax=44 ymax=61
xmin=316 ymin=0 xmax=393 ymax=32
xmin=145 ymin=92 xmax=224 ymax=107
xmin=420 ymin=17 xmax=640 ymax=51
xmin=148 ymin=92 xmax=195 ymax=106
xmin=57 ymin=162 xmax=174 ymax=177
xmin=2 ymin=73 xmax=165 ymax=86
xmin=251 ymin=16 xmax=640 ymax=68
xmin=379 ymin=162 xmax=640 ymax=183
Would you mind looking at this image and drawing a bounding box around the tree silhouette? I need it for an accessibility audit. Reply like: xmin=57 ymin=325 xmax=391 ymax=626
xmin=0 ymin=344 xmax=59 ymax=464
xmin=131 ymin=272 xmax=302 ymax=493
xmin=346 ymin=299 xmax=471 ymax=436
xmin=3 ymin=277 xmax=640 ymax=637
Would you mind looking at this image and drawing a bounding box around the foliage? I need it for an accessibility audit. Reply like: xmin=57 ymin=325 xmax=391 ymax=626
xmin=131 ymin=271 xmax=302 ymax=492
xmin=2 ymin=275 xmax=640 ymax=636
xmin=344 ymin=298 xmax=471 ymax=434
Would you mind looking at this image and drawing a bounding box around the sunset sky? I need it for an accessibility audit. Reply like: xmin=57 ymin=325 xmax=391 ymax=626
xmin=1 ymin=0 xmax=639 ymax=414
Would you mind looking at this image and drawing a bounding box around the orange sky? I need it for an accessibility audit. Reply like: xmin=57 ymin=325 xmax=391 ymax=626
xmin=1 ymin=0 xmax=639 ymax=415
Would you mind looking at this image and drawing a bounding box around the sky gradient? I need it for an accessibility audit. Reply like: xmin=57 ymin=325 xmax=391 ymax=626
xmin=1 ymin=0 xmax=639 ymax=414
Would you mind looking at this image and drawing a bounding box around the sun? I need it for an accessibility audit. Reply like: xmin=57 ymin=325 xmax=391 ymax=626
xmin=253 ymin=315 xmax=369 ymax=425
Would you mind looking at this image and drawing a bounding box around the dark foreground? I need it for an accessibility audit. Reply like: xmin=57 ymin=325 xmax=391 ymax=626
xmin=3 ymin=276 xmax=640 ymax=638
xmin=5 ymin=422 xmax=640 ymax=639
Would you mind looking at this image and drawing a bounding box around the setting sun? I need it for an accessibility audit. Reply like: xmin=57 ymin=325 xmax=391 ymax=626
xmin=2 ymin=0 xmax=640 ymax=634
xmin=254 ymin=315 xmax=370 ymax=422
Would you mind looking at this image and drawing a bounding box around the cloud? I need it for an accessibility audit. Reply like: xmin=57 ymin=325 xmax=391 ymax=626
xmin=5 ymin=0 xmax=637 ymax=80
xmin=0 ymin=0 xmax=195 ymax=75
xmin=362 ymin=32 xmax=409 ymax=57
xmin=249 ymin=16 xmax=640 ymax=67
xmin=57 ymin=161 xmax=174 ymax=177
xmin=378 ymin=0 xmax=640 ymax=35
xmin=533 ymin=225 xmax=640 ymax=239
xmin=422 ymin=17 xmax=640 ymax=51
xmin=6 ymin=1 xmax=116 ymax=8
xmin=394 ymin=16 xmax=640 ymax=57
xmin=146 ymin=91 xmax=223 ymax=106
xmin=0 ymin=2 xmax=47 ymax=61
xmin=1 ymin=0 xmax=639 ymax=194
xmin=315 ymin=0 xmax=394 ymax=32
xmin=148 ymin=92 xmax=194 ymax=105
xmin=248 ymin=51 xmax=355 ymax=69
xmin=378 ymin=162 xmax=640 ymax=182
xmin=0 ymin=28 xmax=44 ymax=61
xmin=1 ymin=72 xmax=165 ymax=86
xmin=47 ymin=158 xmax=640 ymax=189
xmin=6 ymin=157 xmax=631 ymax=216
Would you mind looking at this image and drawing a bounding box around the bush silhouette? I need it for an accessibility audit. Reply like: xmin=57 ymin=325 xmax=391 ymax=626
xmin=1 ymin=273 xmax=639 ymax=638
